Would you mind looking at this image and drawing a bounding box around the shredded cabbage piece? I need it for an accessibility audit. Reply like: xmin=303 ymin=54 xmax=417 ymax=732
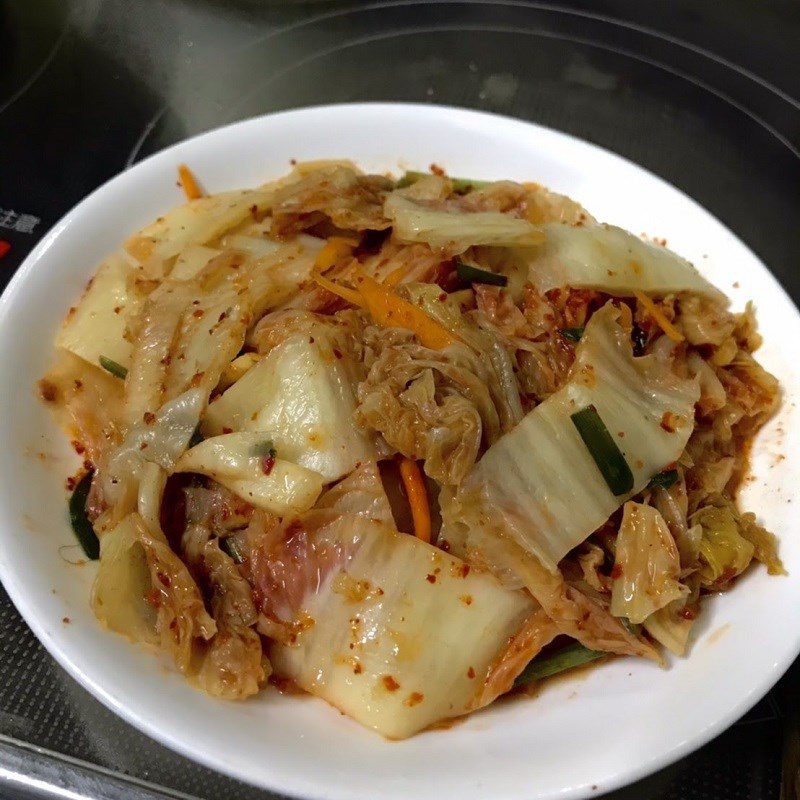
xmin=524 ymin=223 xmax=728 ymax=303
xmin=457 ymin=303 xmax=699 ymax=570
xmin=610 ymin=502 xmax=689 ymax=624
xmin=205 ymin=317 xmax=374 ymax=482
xmin=260 ymin=465 xmax=537 ymax=738
xmin=56 ymin=254 xmax=143 ymax=370
xmin=174 ymin=432 xmax=324 ymax=515
xmin=385 ymin=192 xmax=544 ymax=253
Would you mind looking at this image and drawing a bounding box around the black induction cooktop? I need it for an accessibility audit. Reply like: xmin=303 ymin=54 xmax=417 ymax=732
xmin=1 ymin=2 xmax=799 ymax=799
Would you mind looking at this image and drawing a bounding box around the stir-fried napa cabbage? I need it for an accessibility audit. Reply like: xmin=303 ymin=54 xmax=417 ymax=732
xmin=523 ymin=223 xmax=728 ymax=302
xmin=691 ymin=494 xmax=784 ymax=586
xmin=42 ymin=160 xmax=782 ymax=738
xmin=97 ymin=388 xmax=204 ymax=528
xmin=205 ymin=316 xmax=374 ymax=482
xmin=610 ymin=502 xmax=689 ymax=624
xmin=385 ymin=192 xmax=544 ymax=253
xmin=261 ymin=466 xmax=537 ymax=738
xmin=440 ymin=489 xmax=660 ymax=661
xmin=124 ymin=188 xmax=277 ymax=267
xmin=174 ymin=432 xmax=324 ymax=515
xmin=39 ymin=351 xmax=124 ymax=464
xmin=56 ymin=254 xmax=143 ymax=371
xmin=456 ymin=303 xmax=699 ymax=570
xmin=93 ymin=512 xmax=217 ymax=670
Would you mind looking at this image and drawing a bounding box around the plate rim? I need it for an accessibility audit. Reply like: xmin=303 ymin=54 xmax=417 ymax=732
xmin=0 ymin=101 xmax=798 ymax=800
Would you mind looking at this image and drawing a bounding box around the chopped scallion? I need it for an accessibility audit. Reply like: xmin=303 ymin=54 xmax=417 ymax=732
xmin=456 ymin=261 xmax=508 ymax=287
xmin=251 ymin=440 xmax=277 ymax=459
xmin=647 ymin=468 xmax=679 ymax=491
xmin=514 ymin=642 xmax=605 ymax=686
xmin=560 ymin=327 xmax=585 ymax=343
xmin=99 ymin=355 xmax=128 ymax=379
xmin=69 ymin=471 xmax=99 ymax=560
xmin=570 ymin=404 xmax=634 ymax=495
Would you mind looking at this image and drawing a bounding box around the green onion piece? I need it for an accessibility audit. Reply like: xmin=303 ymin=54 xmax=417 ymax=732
xmin=396 ymin=170 xmax=490 ymax=193
xmin=69 ymin=471 xmax=99 ymax=560
xmin=514 ymin=642 xmax=605 ymax=686
xmin=456 ymin=261 xmax=508 ymax=287
xmin=560 ymin=327 xmax=585 ymax=343
xmin=99 ymin=355 xmax=128 ymax=379
xmin=647 ymin=468 xmax=679 ymax=490
xmin=251 ymin=440 xmax=277 ymax=459
xmin=570 ymin=404 xmax=634 ymax=495
xmin=188 ymin=425 xmax=203 ymax=448
xmin=220 ymin=536 xmax=244 ymax=564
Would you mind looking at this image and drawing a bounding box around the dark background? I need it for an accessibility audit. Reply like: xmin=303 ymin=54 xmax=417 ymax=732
xmin=0 ymin=1 xmax=799 ymax=798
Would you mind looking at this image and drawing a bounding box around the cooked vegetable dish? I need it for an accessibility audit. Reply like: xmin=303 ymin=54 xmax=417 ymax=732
xmin=39 ymin=160 xmax=783 ymax=738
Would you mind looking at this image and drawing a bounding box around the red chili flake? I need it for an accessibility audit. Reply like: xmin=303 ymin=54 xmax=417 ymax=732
xmin=113 ymin=305 xmax=122 ymax=314
xmin=353 ymin=662 xmax=363 ymax=675
xmin=222 ymin=426 xmax=233 ymax=434
xmin=71 ymin=440 xmax=86 ymax=455
xmin=193 ymin=309 xmax=204 ymax=318
xmin=713 ymin=567 xmax=737 ymax=587
xmin=261 ymin=454 xmax=276 ymax=475
xmin=143 ymin=412 xmax=156 ymax=425
xmin=382 ymin=675 xmax=400 ymax=692
xmin=249 ymin=204 xmax=258 ymax=219
xmin=426 ymin=574 xmax=437 ymax=584
xmin=679 ymin=606 xmax=696 ymax=620
xmin=404 ymin=692 xmax=424 ymax=707
xmin=439 ymin=539 xmax=451 ymax=552
xmin=145 ymin=588 xmax=162 ymax=608
xmin=460 ymin=594 xmax=473 ymax=606
xmin=83 ymin=459 xmax=93 ymax=471
xmin=459 ymin=564 xmax=470 ymax=578
xmin=289 ymin=158 xmax=297 ymax=166
xmin=438 ymin=292 xmax=447 ymax=302
xmin=65 ymin=477 xmax=76 ymax=491
xmin=611 ymin=564 xmax=623 ymax=579
xmin=0 ymin=240 xmax=10 ymax=259
xmin=467 ymin=666 xmax=475 ymax=679
xmin=157 ymin=572 xmax=171 ymax=588
xmin=73 ymin=379 xmax=83 ymax=390
xmin=429 ymin=163 xmax=445 ymax=176
xmin=62 ymin=616 xmax=71 ymax=624
xmin=332 ymin=348 xmax=343 ymax=360
xmin=38 ymin=379 xmax=58 ymax=402
xmin=309 ymin=336 xmax=315 ymax=344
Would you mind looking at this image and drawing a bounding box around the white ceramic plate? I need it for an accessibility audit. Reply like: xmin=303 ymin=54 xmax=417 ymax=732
xmin=0 ymin=103 xmax=798 ymax=800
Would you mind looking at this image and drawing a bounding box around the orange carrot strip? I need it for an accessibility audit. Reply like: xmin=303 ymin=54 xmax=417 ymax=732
xmin=178 ymin=163 xmax=204 ymax=201
xmin=382 ymin=265 xmax=406 ymax=288
xmin=398 ymin=457 xmax=431 ymax=544
xmin=354 ymin=270 xmax=456 ymax=350
xmin=311 ymin=271 xmax=365 ymax=308
xmin=633 ymin=290 xmax=684 ymax=343
xmin=313 ymin=237 xmax=360 ymax=272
